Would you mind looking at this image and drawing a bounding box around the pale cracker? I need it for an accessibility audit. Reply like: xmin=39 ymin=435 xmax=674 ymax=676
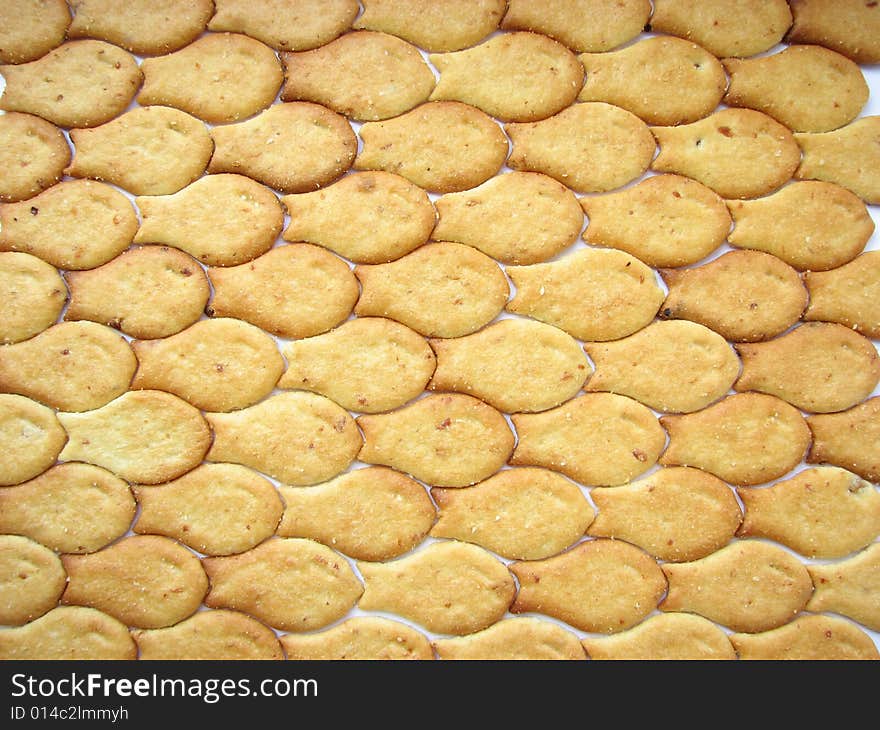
xmin=786 ymin=0 xmax=880 ymax=65
xmin=0 ymin=0 xmax=70 ymax=65
xmin=807 ymin=397 xmax=880 ymax=483
xmin=0 ymin=393 xmax=66 ymax=487
xmin=807 ymin=543 xmax=880 ymax=632
xmin=0 ymin=534 xmax=66 ymax=626
xmin=0 ymin=112 xmax=69 ymax=203
xmin=0 ymin=251 xmax=66 ymax=345
xmin=803 ymin=251 xmax=880 ymax=338
xmin=433 ymin=617 xmax=586 ymax=661
xmin=731 ymin=614 xmax=880 ymax=660
xmin=280 ymin=616 xmax=434 ymax=661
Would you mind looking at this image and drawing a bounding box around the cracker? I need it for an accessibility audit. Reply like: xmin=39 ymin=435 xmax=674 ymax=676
xmin=354 ymin=241 xmax=509 ymax=338
xmin=786 ymin=0 xmax=880 ymax=65
xmin=807 ymin=543 xmax=880 ymax=632
xmin=66 ymin=0 xmax=213 ymax=56
xmin=132 ymin=463 xmax=285 ymax=557
xmin=582 ymin=613 xmax=737 ymax=661
xmin=510 ymin=393 xmax=667 ymax=487
xmin=64 ymin=246 xmax=210 ymax=340
xmin=723 ymin=45 xmax=869 ymax=134
xmin=281 ymin=30 xmax=435 ymax=122
xmin=66 ymin=105 xmax=213 ymax=196
xmin=357 ymin=393 xmax=515 ymax=488
xmin=432 ymin=171 xmax=583 ymax=266
xmin=807 ymin=397 xmax=880 ymax=483
xmin=0 ymin=0 xmax=70 ymax=65
xmin=280 ymin=171 xmax=436 ymax=265
xmin=580 ymin=174 xmax=730 ymax=269
xmin=0 ymin=179 xmax=138 ymax=270
xmin=208 ymin=0 xmax=359 ymax=52
xmin=794 ymin=116 xmax=880 ymax=205
xmin=205 ymin=391 xmax=362 ymax=486
xmin=659 ymin=250 xmax=809 ymax=343
xmin=726 ymin=180 xmax=874 ymax=272
xmin=506 ymin=101 xmax=656 ymax=193
xmin=500 ymin=0 xmax=651 ymax=53
xmin=0 ymin=393 xmax=66 ymax=487
xmin=433 ymin=617 xmax=586 ymax=661
xmin=734 ymin=322 xmax=880 ymax=414
xmin=429 ymin=31 xmax=583 ymax=123
xmin=133 ymin=609 xmax=284 ymax=661
xmin=803 ymin=252 xmax=880 ymax=338
xmin=730 ymin=614 xmax=880 ymax=661
xmin=0 ymin=606 xmax=135 ymax=660
xmin=578 ymin=36 xmax=727 ymax=126
xmin=206 ymin=244 xmax=359 ymax=340
xmin=0 ymin=40 xmax=142 ymax=128
xmin=357 ymin=540 xmax=515 ymax=635
xmin=430 ymin=466 xmax=595 ymax=560
xmin=208 ymin=102 xmax=357 ymax=194
xmin=355 ymin=101 xmax=509 ymax=193
xmin=0 ymin=112 xmax=69 ymax=203
xmin=659 ymin=539 xmax=813 ymax=633
xmin=650 ymin=108 xmax=801 ymax=200
xmin=737 ymin=466 xmax=880 ymax=560
xmin=660 ymin=392 xmax=812 ymax=486
xmin=131 ymin=317 xmax=284 ymax=413
xmin=280 ymin=616 xmax=434 ymax=661
xmin=0 ymin=462 xmax=135 ymax=554
xmin=138 ymin=33 xmax=284 ymax=124
xmin=61 ymin=534 xmax=208 ymax=629
xmin=353 ymin=0 xmax=506 ymax=52
xmin=276 ymin=466 xmax=436 ymax=561
xmin=134 ymin=174 xmax=283 ymax=268
xmin=649 ymin=0 xmax=793 ymax=58
xmin=278 ymin=317 xmax=436 ymax=414
xmin=583 ymin=319 xmax=741 ymax=414
xmin=588 ymin=466 xmax=743 ymax=563
xmin=203 ymin=537 xmax=363 ymax=632
xmin=0 ymin=251 xmax=66 ymax=345
xmin=510 ymin=538 xmax=667 ymax=633
xmin=0 ymin=320 xmax=137 ymax=412
xmin=57 ymin=389 xmax=212 ymax=485
xmin=429 ymin=318 xmax=590 ymax=414
xmin=0 ymin=534 xmax=66 ymax=626
xmin=505 ymin=248 xmax=664 ymax=342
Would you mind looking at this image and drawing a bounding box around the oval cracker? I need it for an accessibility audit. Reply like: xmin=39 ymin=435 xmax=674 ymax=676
xmin=434 ymin=617 xmax=586 ymax=661
xmin=0 ymin=393 xmax=67 ymax=487
xmin=0 ymin=112 xmax=69 ymax=203
xmin=0 ymin=534 xmax=66 ymax=626
xmin=280 ymin=616 xmax=434 ymax=661
xmin=0 ymin=252 xmax=66 ymax=345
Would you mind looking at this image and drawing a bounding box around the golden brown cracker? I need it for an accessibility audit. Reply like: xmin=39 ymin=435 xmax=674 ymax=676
xmin=276 ymin=466 xmax=436 ymax=561
xmin=206 ymin=244 xmax=359 ymax=340
xmin=208 ymin=102 xmax=357 ymax=194
xmin=506 ymin=101 xmax=656 ymax=193
xmin=57 ymin=389 xmax=212 ymax=485
xmin=510 ymin=538 xmax=667 ymax=633
xmin=578 ymin=36 xmax=727 ymax=126
xmin=731 ymin=614 xmax=880 ymax=660
xmin=430 ymin=467 xmax=595 ymax=560
xmin=659 ymin=250 xmax=809 ymax=343
xmin=354 ymin=242 xmax=509 ymax=338
xmin=0 ymin=179 xmax=138 ymax=271
xmin=61 ymin=534 xmax=208 ymax=629
xmin=64 ymin=246 xmax=210 ymax=340
xmin=434 ymin=617 xmax=586 ymax=661
xmin=807 ymin=397 xmax=880 ymax=483
xmin=280 ymin=616 xmax=434 ymax=661
xmin=66 ymin=105 xmax=213 ymax=196
xmin=651 ymin=108 xmax=801 ymax=200
xmin=0 ymin=534 xmax=66 ymax=626
xmin=0 ymin=0 xmax=70 ymax=65
xmin=0 ymin=462 xmax=135 ymax=555
xmin=280 ymin=171 xmax=436 ymax=265
xmin=133 ymin=463 xmax=285 ymax=557
xmin=205 ymin=391 xmax=362 ymax=486
xmin=432 ymin=171 xmax=583 ymax=266
xmin=803 ymin=251 xmax=880 ymax=338
xmin=428 ymin=318 xmax=591 ymax=414
xmin=0 ymin=112 xmax=69 ymax=203
xmin=510 ymin=393 xmax=667 ymax=487
xmin=807 ymin=543 xmax=880 ymax=632
xmin=357 ymin=540 xmax=515 ymax=635
xmin=660 ymin=392 xmax=812 ymax=486
xmin=203 ymin=537 xmax=363 ymax=633
xmin=588 ymin=466 xmax=743 ymax=563
xmin=355 ymin=101 xmax=509 ymax=193
xmin=356 ymin=392 xmax=515 ymax=488
xmin=734 ymin=322 xmax=880 ymax=414
xmin=505 ymin=248 xmax=664 ymax=342
xmin=787 ymin=0 xmax=880 ymax=65
xmin=0 ymin=393 xmax=66 ymax=487
xmin=0 ymin=251 xmax=66 ymax=345
xmin=281 ymin=30 xmax=435 ymax=122
xmin=660 ymin=539 xmax=813 ymax=633
xmin=133 ymin=609 xmax=284 ymax=661
xmin=278 ymin=317 xmax=436 ymax=414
